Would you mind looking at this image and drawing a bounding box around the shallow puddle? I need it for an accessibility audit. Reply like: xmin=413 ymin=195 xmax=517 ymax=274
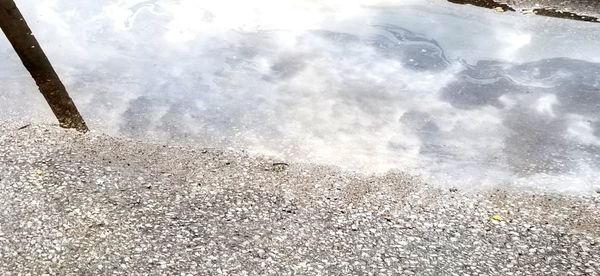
xmin=1 ymin=0 xmax=599 ymax=192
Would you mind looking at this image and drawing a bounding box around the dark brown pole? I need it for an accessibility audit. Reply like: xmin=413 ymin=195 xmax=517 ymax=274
xmin=0 ymin=0 xmax=88 ymax=132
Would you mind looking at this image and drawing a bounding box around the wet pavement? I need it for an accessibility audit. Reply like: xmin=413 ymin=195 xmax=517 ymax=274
xmin=1 ymin=1 xmax=600 ymax=274
xmin=448 ymin=0 xmax=600 ymax=22
xmin=2 ymin=0 xmax=600 ymax=193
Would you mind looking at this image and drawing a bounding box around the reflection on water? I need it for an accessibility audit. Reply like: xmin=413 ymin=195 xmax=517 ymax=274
xmin=1 ymin=0 xmax=599 ymax=193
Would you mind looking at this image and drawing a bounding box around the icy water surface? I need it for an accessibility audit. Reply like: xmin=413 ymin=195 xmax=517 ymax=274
xmin=1 ymin=0 xmax=599 ymax=192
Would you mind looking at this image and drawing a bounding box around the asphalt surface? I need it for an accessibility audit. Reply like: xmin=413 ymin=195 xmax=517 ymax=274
xmin=449 ymin=0 xmax=600 ymax=21
xmin=507 ymin=0 xmax=600 ymax=16
xmin=1 ymin=122 xmax=599 ymax=275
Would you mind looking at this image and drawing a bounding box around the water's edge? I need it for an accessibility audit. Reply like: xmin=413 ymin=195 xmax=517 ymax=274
xmin=448 ymin=0 xmax=600 ymax=23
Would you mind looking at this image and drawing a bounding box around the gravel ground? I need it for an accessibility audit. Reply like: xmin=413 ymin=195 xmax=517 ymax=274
xmin=0 ymin=122 xmax=599 ymax=275
xmin=505 ymin=0 xmax=600 ymax=16
xmin=449 ymin=0 xmax=600 ymax=21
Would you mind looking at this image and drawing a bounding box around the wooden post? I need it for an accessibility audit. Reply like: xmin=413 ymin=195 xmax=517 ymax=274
xmin=0 ymin=0 xmax=88 ymax=132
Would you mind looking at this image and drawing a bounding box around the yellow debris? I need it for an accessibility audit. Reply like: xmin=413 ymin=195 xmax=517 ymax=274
xmin=491 ymin=214 xmax=504 ymax=221
xmin=35 ymin=169 xmax=44 ymax=176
